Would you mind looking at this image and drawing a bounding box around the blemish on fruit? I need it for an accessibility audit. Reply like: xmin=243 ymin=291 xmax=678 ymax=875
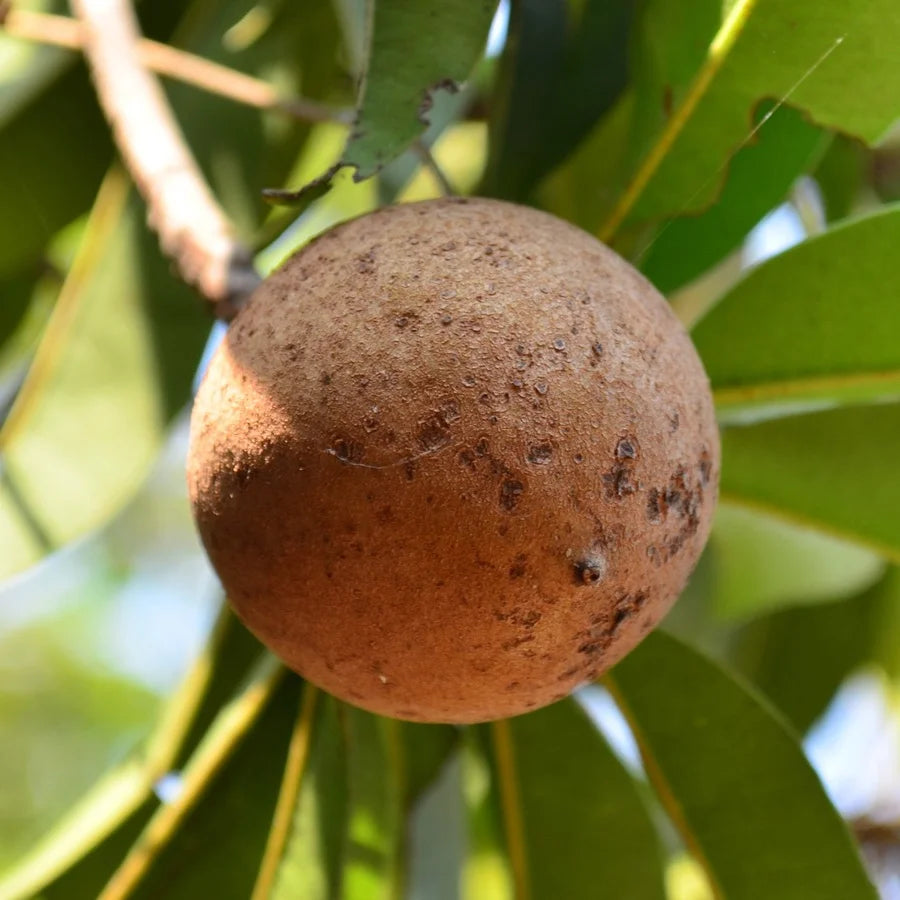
xmin=527 ymin=442 xmax=554 ymax=465
xmin=499 ymin=478 xmax=525 ymax=511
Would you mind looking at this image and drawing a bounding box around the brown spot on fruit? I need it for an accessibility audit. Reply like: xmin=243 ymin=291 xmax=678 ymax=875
xmin=499 ymin=478 xmax=525 ymax=511
xmin=526 ymin=442 xmax=554 ymax=465
xmin=187 ymin=198 xmax=719 ymax=724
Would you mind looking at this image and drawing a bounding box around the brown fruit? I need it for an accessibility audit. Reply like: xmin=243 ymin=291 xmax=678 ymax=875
xmin=187 ymin=197 xmax=719 ymax=723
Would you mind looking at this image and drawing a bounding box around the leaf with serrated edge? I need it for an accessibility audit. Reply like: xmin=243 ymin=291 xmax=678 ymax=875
xmin=269 ymin=0 xmax=496 ymax=204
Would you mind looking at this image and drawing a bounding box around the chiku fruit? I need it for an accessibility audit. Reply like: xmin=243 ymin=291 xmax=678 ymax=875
xmin=188 ymin=197 xmax=719 ymax=723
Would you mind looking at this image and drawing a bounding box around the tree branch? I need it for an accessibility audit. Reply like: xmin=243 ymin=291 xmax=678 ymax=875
xmin=70 ymin=0 xmax=261 ymax=318
xmin=2 ymin=7 xmax=347 ymax=125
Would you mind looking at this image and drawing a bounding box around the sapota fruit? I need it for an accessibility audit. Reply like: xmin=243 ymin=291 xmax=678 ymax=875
xmin=188 ymin=198 xmax=719 ymax=723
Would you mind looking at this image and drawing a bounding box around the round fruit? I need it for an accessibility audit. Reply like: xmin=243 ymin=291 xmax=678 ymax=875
xmin=187 ymin=197 xmax=719 ymax=723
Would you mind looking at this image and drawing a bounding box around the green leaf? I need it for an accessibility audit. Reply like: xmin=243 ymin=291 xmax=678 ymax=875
xmin=813 ymin=135 xmax=868 ymax=223
xmin=124 ymin=669 xmax=298 ymax=900
xmin=377 ymin=88 xmax=472 ymax=204
xmin=0 ymin=60 xmax=111 ymax=280
xmin=163 ymin=0 xmax=344 ymax=240
xmin=605 ymin=0 xmax=900 ymax=234
xmin=407 ymin=751 xmax=466 ymax=900
xmin=482 ymin=0 xmax=635 ymax=202
xmin=268 ymin=695 xmax=349 ymax=900
xmin=0 ymin=0 xmax=189 ymax=280
xmin=0 ymin=611 xmax=157 ymax=874
xmin=535 ymin=90 xmax=635 ymax=234
xmin=733 ymin=568 xmax=900 ymax=733
xmin=694 ymin=205 xmax=900 ymax=417
xmin=340 ymin=709 xmax=404 ymax=899
xmin=639 ymin=105 xmax=825 ymax=293
xmin=0 ymin=268 xmax=43 ymax=356
xmin=492 ymin=698 xmax=666 ymax=900
xmin=461 ymin=730 xmax=513 ymax=900
xmin=262 ymin=701 xmax=456 ymax=900
xmin=271 ymin=0 xmax=496 ymax=202
xmin=720 ymin=402 xmax=900 ymax=561
xmin=0 ymin=172 xmax=210 ymax=578
xmin=537 ymin=0 xmax=720 ymax=234
xmin=708 ymin=501 xmax=884 ymax=619
xmin=400 ymin=723 xmax=459 ymax=806
xmin=606 ymin=631 xmax=877 ymax=900
xmin=0 ymin=610 xmax=264 ymax=900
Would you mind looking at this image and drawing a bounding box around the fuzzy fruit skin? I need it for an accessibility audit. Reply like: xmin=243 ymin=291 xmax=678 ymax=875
xmin=188 ymin=198 xmax=719 ymax=723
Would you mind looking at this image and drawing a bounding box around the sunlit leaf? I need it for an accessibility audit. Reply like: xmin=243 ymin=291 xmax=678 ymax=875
xmin=615 ymin=0 xmax=900 ymax=231
xmin=694 ymin=205 xmax=900 ymax=417
xmin=607 ymin=631 xmax=877 ymax=899
xmin=708 ymin=501 xmax=884 ymax=619
xmin=639 ymin=105 xmax=825 ymax=293
xmin=0 ymin=611 xmax=156 ymax=873
xmin=122 ymin=668 xmax=296 ymax=900
xmin=272 ymin=0 xmax=496 ymax=202
xmin=0 ymin=172 xmax=209 ymax=579
xmin=461 ymin=730 xmax=512 ymax=900
xmin=268 ymin=695 xmax=348 ymax=900
xmin=733 ymin=568 xmax=900 ymax=732
xmin=492 ymin=699 xmax=666 ymax=900
xmin=0 ymin=609 xmax=263 ymax=900
xmin=720 ymin=402 xmax=900 ymax=561
xmin=340 ymin=708 xmax=404 ymax=898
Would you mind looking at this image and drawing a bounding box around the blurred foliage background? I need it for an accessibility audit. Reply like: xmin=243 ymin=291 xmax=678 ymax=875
xmin=2 ymin=0 xmax=900 ymax=897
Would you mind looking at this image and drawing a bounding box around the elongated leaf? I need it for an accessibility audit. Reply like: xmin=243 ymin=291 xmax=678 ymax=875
xmin=340 ymin=709 xmax=404 ymax=899
xmin=813 ymin=135 xmax=867 ymax=223
xmin=123 ymin=671 xmax=298 ymax=900
xmin=607 ymin=631 xmax=877 ymax=900
xmin=0 ymin=610 xmax=264 ymax=900
xmin=272 ymin=0 xmax=496 ymax=202
xmin=619 ymin=0 xmax=900 ymax=231
xmin=492 ymin=698 xmax=666 ymax=900
xmin=696 ymin=205 xmax=900 ymax=417
xmin=269 ymin=696 xmax=348 ymax=900
xmin=0 ymin=172 xmax=209 ymax=578
xmin=720 ymin=402 xmax=900 ymax=561
xmin=482 ymin=0 xmax=635 ymax=202
xmin=0 ymin=61 xmax=111 ymax=280
xmin=537 ymin=0 xmax=721 ymax=234
xmin=407 ymin=752 xmax=466 ymax=900
xmin=264 ymin=703 xmax=456 ymax=899
xmin=461 ymin=730 xmax=513 ymax=900
xmin=536 ymin=91 xmax=635 ymax=234
xmin=639 ymin=105 xmax=825 ymax=292
xmin=377 ymin=87 xmax=472 ymax=204
xmin=733 ymin=568 xmax=900 ymax=733
xmin=708 ymin=501 xmax=883 ymax=619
